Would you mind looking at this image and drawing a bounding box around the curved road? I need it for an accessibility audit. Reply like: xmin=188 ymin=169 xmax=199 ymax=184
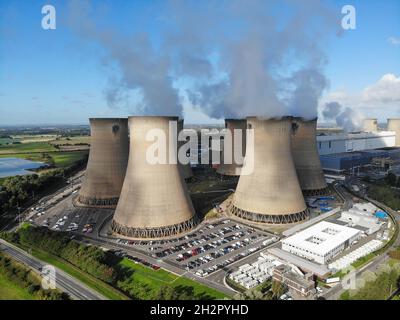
xmin=0 ymin=239 xmax=107 ymax=300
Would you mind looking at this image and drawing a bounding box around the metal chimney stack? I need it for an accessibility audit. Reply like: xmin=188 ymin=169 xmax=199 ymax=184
xmin=230 ymin=117 xmax=308 ymax=224
xmin=217 ymin=119 xmax=247 ymax=176
xmin=112 ymin=116 xmax=198 ymax=238
xmin=291 ymin=118 xmax=328 ymax=195
xmin=78 ymin=118 xmax=129 ymax=207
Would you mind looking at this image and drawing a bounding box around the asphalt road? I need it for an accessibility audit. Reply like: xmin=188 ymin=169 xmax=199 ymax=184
xmin=0 ymin=239 xmax=107 ymax=300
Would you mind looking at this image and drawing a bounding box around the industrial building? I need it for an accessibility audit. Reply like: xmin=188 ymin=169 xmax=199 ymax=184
xmin=320 ymin=148 xmax=400 ymax=172
xmin=272 ymin=265 xmax=316 ymax=297
xmin=230 ymin=117 xmax=308 ymax=224
xmin=338 ymin=203 xmax=385 ymax=235
xmin=78 ymin=118 xmax=129 ymax=207
xmin=112 ymin=116 xmax=198 ymax=239
xmin=291 ymin=118 xmax=328 ymax=195
xmin=217 ymin=119 xmax=247 ymax=176
xmin=281 ymin=221 xmax=361 ymax=264
xmin=317 ymin=131 xmax=396 ymax=156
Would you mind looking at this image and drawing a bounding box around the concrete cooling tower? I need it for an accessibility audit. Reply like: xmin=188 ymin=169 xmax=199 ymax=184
xmin=112 ymin=116 xmax=198 ymax=238
xmin=387 ymin=119 xmax=400 ymax=146
xmin=178 ymin=119 xmax=194 ymax=180
xmin=217 ymin=119 xmax=247 ymax=176
xmin=291 ymin=118 xmax=328 ymax=196
xmin=78 ymin=118 xmax=129 ymax=206
xmin=230 ymin=117 xmax=308 ymax=224
xmin=363 ymin=118 xmax=378 ymax=132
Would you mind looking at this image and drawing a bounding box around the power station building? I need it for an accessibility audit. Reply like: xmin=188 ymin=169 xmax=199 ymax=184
xmin=78 ymin=118 xmax=129 ymax=207
xmin=281 ymin=221 xmax=361 ymax=264
xmin=111 ymin=116 xmax=198 ymax=239
xmin=217 ymin=119 xmax=247 ymax=176
xmin=291 ymin=118 xmax=328 ymax=195
xmin=230 ymin=117 xmax=308 ymax=224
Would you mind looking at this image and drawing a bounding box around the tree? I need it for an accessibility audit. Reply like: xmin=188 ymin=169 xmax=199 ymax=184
xmin=271 ymin=280 xmax=286 ymax=298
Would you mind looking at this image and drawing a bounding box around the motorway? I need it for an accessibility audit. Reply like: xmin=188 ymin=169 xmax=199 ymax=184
xmin=0 ymin=239 xmax=107 ymax=300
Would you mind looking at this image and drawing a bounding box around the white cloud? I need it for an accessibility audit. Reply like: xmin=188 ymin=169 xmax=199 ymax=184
xmin=319 ymin=73 xmax=400 ymax=120
xmin=388 ymin=36 xmax=400 ymax=46
xmin=362 ymin=73 xmax=400 ymax=104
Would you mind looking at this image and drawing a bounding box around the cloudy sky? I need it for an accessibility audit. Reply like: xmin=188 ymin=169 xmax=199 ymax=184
xmin=0 ymin=0 xmax=399 ymax=125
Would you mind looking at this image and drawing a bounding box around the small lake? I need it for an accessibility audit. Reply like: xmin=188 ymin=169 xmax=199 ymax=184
xmin=0 ymin=157 xmax=46 ymax=178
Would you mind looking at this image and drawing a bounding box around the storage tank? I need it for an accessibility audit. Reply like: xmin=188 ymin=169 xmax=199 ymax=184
xmin=112 ymin=116 xmax=198 ymax=238
xmin=217 ymin=119 xmax=247 ymax=176
xmin=77 ymin=118 xmax=129 ymax=207
xmin=230 ymin=117 xmax=308 ymax=224
xmin=291 ymin=117 xmax=328 ymax=195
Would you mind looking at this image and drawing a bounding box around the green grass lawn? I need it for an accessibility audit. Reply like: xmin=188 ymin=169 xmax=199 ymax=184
xmin=24 ymin=246 xmax=129 ymax=300
xmin=118 ymin=258 xmax=228 ymax=300
xmin=0 ymin=273 xmax=36 ymax=300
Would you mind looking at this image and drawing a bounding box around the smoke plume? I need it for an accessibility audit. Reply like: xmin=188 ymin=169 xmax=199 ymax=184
xmin=322 ymin=101 xmax=365 ymax=132
xmin=66 ymin=0 xmax=340 ymax=119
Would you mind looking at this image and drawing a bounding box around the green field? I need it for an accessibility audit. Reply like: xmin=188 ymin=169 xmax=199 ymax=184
xmin=118 ymin=258 xmax=228 ymax=300
xmin=50 ymin=136 xmax=90 ymax=145
xmin=0 ymin=141 xmax=58 ymax=154
xmin=0 ymin=272 xmax=36 ymax=300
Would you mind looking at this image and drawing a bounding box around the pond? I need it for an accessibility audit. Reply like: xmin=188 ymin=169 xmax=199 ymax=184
xmin=0 ymin=157 xmax=46 ymax=178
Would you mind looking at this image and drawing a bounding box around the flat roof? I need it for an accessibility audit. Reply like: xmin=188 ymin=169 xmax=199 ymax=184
xmin=282 ymin=221 xmax=360 ymax=256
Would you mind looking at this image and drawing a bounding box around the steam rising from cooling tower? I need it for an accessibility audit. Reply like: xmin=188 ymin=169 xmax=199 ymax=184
xmin=67 ymin=0 xmax=339 ymax=120
xmin=217 ymin=119 xmax=247 ymax=176
xmin=78 ymin=118 xmax=129 ymax=206
xmin=112 ymin=116 xmax=198 ymax=239
xmin=230 ymin=117 xmax=308 ymax=224
xmin=291 ymin=118 xmax=328 ymax=195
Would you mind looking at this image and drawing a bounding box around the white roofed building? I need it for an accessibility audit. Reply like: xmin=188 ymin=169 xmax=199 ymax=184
xmin=281 ymin=221 xmax=361 ymax=264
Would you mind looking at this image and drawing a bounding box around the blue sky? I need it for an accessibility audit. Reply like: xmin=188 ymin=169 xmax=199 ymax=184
xmin=0 ymin=0 xmax=399 ymax=125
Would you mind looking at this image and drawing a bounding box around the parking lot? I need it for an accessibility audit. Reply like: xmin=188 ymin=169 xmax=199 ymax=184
xmin=116 ymin=219 xmax=278 ymax=277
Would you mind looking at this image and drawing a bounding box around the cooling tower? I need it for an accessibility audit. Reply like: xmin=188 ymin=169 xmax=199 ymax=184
xmin=230 ymin=117 xmax=308 ymax=224
xmin=177 ymin=119 xmax=194 ymax=180
xmin=363 ymin=118 xmax=378 ymax=132
xmin=78 ymin=118 xmax=129 ymax=206
xmin=387 ymin=119 xmax=400 ymax=147
xmin=111 ymin=116 xmax=198 ymax=238
xmin=291 ymin=118 xmax=328 ymax=196
xmin=217 ymin=119 xmax=247 ymax=176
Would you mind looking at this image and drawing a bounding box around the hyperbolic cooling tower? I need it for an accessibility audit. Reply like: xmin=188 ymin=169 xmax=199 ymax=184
xmin=363 ymin=118 xmax=378 ymax=132
xmin=111 ymin=116 xmax=198 ymax=238
xmin=78 ymin=118 xmax=129 ymax=206
xmin=230 ymin=117 xmax=308 ymax=224
xmin=177 ymin=119 xmax=194 ymax=180
xmin=217 ymin=119 xmax=247 ymax=176
xmin=291 ymin=118 xmax=328 ymax=196
xmin=387 ymin=119 xmax=400 ymax=147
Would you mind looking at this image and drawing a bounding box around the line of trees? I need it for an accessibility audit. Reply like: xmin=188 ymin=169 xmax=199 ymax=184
xmin=0 ymin=251 xmax=69 ymax=300
xmin=2 ymin=226 xmax=222 ymax=300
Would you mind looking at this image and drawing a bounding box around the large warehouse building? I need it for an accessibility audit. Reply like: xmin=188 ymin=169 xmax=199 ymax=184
xmin=316 ymin=131 xmax=396 ymax=156
xmin=281 ymin=221 xmax=361 ymax=264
